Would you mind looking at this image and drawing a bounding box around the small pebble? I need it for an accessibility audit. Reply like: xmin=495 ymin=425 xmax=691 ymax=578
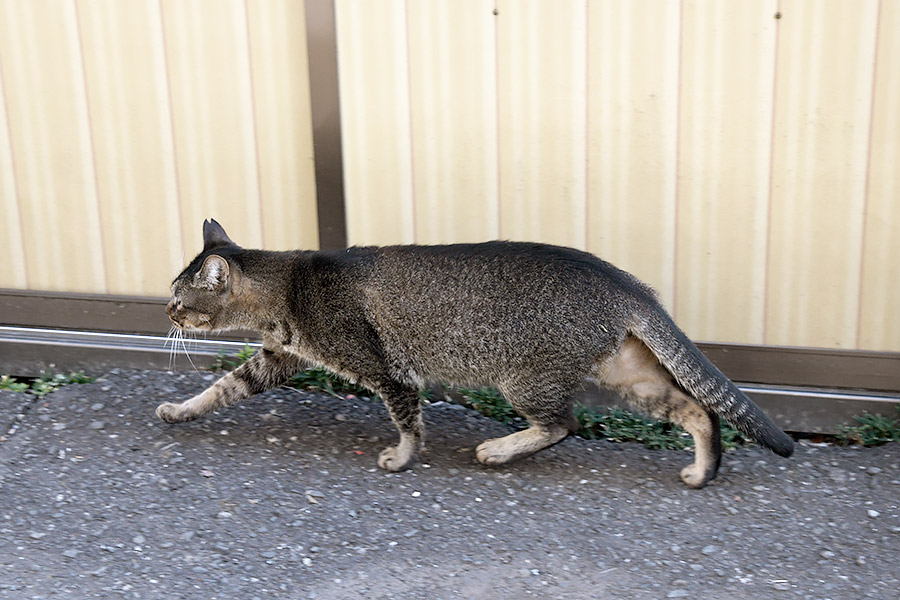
xmin=867 ymin=509 xmax=880 ymax=518
xmin=772 ymin=582 xmax=791 ymax=591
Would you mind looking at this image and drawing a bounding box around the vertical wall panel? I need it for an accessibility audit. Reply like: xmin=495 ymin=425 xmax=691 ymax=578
xmin=246 ymin=0 xmax=319 ymax=251
xmin=674 ymin=0 xmax=777 ymax=343
xmin=0 ymin=47 xmax=27 ymax=289
xmin=407 ymin=0 xmax=498 ymax=244
xmin=586 ymin=0 xmax=679 ymax=308
xmin=765 ymin=1 xmax=878 ymax=348
xmin=858 ymin=0 xmax=900 ymax=351
xmin=161 ymin=0 xmax=264 ymax=253
xmin=335 ymin=0 xmax=414 ymax=245
xmin=496 ymin=0 xmax=586 ymax=248
xmin=0 ymin=0 xmax=106 ymax=293
xmin=76 ymin=0 xmax=183 ymax=295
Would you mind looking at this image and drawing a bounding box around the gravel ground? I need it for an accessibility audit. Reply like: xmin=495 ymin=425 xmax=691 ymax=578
xmin=1 ymin=369 xmax=898 ymax=600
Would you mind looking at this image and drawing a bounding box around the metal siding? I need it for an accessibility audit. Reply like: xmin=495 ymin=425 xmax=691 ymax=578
xmin=0 ymin=1 xmax=106 ymax=293
xmin=335 ymin=0 xmax=898 ymax=352
xmin=0 ymin=0 xmax=318 ymax=298
xmin=673 ymin=0 xmax=777 ymax=344
xmin=75 ymin=0 xmax=183 ymax=295
xmin=335 ymin=0 xmax=415 ymax=245
xmin=496 ymin=0 xmax=587 ymax=248
xmin=407 ymin=0 xmax=499 ymax=244
xmin=858 ymin=0 xmax=900 ymax=351
xmin=246 ymin=0 xmax=319 ymax=252
xmin=765 ymin=1 xmax=878 ymax=349
xmin=586 ymin=0 xmax=680 ymax=309
xmin=2 ymin=0 xmax=899 ymax=353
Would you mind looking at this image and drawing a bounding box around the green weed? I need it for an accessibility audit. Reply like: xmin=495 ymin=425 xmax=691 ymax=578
xmin=0 ymin=372 xmax=95 ymax=398
xmin=213 ymin=345 xmax=258 ymax=371
xmin=454 ymin=387 xmax=523 ymax=427
xmin=287 ymin=368 xmax=369 ymax=398
xmin=837 ymin=408 xmax=900 ymax=447
xmin=0 ymin=375 xmax=30 ymax=393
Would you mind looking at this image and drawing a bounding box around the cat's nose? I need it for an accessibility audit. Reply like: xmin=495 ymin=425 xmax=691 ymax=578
xmin=166 ymin=299 xmax=176 ymax=317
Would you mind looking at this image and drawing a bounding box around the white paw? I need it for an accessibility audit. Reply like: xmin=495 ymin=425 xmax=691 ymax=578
xmin=156 ymin=402 xmax=189 ymax=424
xmin=475 ymin=438 xmax=512 ymax=466
xmin=680 ymin=463 xmax=709 ymax=489
xmin=377 ymin=446 xmax=415 ymax=472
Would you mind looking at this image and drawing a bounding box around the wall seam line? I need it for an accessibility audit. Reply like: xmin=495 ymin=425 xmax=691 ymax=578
xmin=404 ymin=0 xmax=418 ymax=244
xmin=494 ymin=0 xmax=502 ymax=239
xmin=762 ymin=0 xmax=782 ymax=346
xmin=671 ymin=0 xmax=685 ymax=318
xmin=855 ymin=0 xmax=883 ymax=350
xmin=242 ymin=0 xmax=267 ymax=248
xmin=157 ymin=0 xmax=186 ymax=259
xmin=583 ymin=0 xmax=590 ymax=253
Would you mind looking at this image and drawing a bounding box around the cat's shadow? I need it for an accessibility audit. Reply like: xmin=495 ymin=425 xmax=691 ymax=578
xmin=159 ymin=387 xmax=681 ymax=488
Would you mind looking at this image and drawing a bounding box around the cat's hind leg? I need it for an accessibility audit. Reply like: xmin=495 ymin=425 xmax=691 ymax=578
xmin=594 ymin=336 xmax=722 ymax=488
xmin=475 ymin=380 xmax=576 ymax=466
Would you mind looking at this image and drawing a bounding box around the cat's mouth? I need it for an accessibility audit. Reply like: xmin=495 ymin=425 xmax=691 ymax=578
xmin=169 ymin=316 xmax=213 ymax=331
xmin=166 ymin=299 xmax=214 ymax=331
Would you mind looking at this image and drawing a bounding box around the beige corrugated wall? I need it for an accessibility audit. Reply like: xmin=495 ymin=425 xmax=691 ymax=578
xmin=336 ymin=0 xmax=900 ymax=352
xmin=0 ymin=0 xmax=319 ymax=297
xmin=2 ymin=1 xmax=899 ymax=353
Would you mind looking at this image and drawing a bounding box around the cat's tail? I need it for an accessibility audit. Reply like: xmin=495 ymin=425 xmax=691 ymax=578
xmin=629 ymin=308 xmax=794 ymax=458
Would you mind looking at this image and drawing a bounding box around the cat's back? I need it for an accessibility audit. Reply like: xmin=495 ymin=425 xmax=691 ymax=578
xmin=368 ymin=240 xmax=654 ymax=304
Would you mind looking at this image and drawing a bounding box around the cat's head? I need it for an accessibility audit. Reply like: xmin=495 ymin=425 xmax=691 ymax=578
xmin=167 ymin=219 xmax=242 ymax=332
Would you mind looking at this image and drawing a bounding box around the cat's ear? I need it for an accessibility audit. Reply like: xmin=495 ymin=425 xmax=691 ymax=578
xmin=202 ymin=218 xmax=235 ymax=251
xmin=198 ymin=255 xmax=230 ymax=292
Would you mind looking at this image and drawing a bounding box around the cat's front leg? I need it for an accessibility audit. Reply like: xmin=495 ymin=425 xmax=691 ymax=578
xmin=157 ymin=347 xmax=302 ymax=423
xmin=372 ymin=381 xmax=424 ymax=472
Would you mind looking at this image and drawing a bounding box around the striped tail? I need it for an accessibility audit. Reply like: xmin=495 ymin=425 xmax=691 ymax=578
xmin=629 ymin=308 xmax=794 ymax=457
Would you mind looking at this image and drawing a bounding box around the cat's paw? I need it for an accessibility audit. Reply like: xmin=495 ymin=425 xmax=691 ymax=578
xmin=156 ymin=402 xmax=190 ymax=424
xmin=377 ymin=446 xmax=416 ymax=472
xmin=680 ymin=463 xmax=713 ymax=489
xmin=475 ymin=438 xmax=514 ymax=465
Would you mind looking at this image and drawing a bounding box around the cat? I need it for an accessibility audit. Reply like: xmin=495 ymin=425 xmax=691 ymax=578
xmin=157 ymin=219 xmax=793 ymax=488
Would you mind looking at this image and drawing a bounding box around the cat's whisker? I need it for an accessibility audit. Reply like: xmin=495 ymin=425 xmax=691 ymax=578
xmin=165 ymin=326 xmax=178 ymax=370
xmin=178 ymin=331 xmax=199 ymax=372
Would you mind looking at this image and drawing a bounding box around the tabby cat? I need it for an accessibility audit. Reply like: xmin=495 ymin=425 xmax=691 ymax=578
xmin=157 ymin=219 xmax=793 ymax=488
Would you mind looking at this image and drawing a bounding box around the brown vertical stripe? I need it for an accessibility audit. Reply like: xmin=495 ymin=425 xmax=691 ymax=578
xmin=305 ymin=0 xmax=347 ymax=250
